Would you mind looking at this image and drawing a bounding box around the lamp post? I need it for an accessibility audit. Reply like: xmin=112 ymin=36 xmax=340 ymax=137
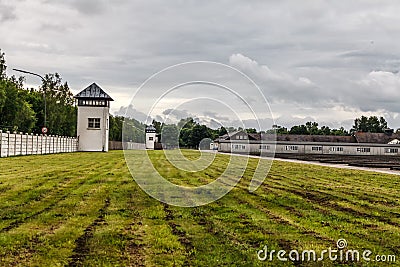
xmin=13 ymin=68 xmax=48 ymax=131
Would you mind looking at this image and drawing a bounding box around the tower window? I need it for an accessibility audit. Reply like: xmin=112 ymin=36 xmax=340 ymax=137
xmin=78 ymin=99 xmax=108 ymax=106
xmin=88 ymin=118 xmax=101 ymax=129
xmin=149 ymin=137 xmax=154 ymax=141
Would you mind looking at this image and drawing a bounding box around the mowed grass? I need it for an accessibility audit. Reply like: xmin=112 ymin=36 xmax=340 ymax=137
xmin=0 ymin=150 xmax=399 ymax=266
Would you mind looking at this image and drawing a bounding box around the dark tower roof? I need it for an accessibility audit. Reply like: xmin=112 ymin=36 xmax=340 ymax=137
xmin=74 ymin=83 xmax=114 ymax=100
xmin=145 ymin=125 xmax=156 ymax=133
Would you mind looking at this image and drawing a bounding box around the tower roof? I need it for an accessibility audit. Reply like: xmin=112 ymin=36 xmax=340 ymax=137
xmin=146 ymin=125 xmax=156 ymax=133
xmin=74 ymin=83 xmax=114 ymax=100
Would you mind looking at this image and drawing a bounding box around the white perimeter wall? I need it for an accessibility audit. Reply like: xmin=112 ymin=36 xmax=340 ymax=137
xmin=0 ymin=131 xmax=77 ymax=157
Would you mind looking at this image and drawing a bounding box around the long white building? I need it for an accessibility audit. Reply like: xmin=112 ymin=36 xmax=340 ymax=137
xmin=216 ymin=131 xmax=400 ymax=156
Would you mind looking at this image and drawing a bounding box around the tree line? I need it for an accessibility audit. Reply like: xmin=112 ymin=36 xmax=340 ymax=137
xmin=270 ymin=116 xmax=389 ymax=136
xmin=0 ymin=50 xmax=76 ymax=136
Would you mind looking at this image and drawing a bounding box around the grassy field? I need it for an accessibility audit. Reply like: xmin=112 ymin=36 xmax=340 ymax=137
xmin=0 ymin=150 xmax=399 ymax=266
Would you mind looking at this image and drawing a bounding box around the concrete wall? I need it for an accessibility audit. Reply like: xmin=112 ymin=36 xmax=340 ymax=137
xmin=108 ymin=141 xmax=145 ymax=150
xmin=0 ymin=131 xmax=77 ymax=157
xmin=77 ymin=106 xmax=110 ymax=152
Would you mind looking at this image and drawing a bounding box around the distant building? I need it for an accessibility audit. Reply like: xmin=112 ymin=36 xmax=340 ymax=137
xmin=74 ymin=83 xmax=113 ymax=152
xmin=145 ymin=125 xmax=157 ymax=150
xmin=216 ymin=130 xmax=400 ymax=156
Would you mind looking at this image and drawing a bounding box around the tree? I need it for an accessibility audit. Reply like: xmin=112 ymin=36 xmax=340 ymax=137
xmin=190 ymin=124 xmax=212 ymax=149
xmin=306 ymin=121 xmax=319 ymax=135
xmin=276 ymin=127 xmax=288 ymax=134
xmin=379 ymin=117 xmax=388 ymax=129
xmin=0 ymin=49 xmax=6 ymax=80
xmin=0 ymin=79 xmax=36 ymax=132
xmin=218 ymin=127 xmax=228 ymax=136
xmin=0 ymin=51 xmax=36 ymax=132
xmin=226 ymin=126 xmax=237 ymax=133
xmin=178 ymin=118 xmax=197 ymax=148
xmin=289 ymin=125 xmax=308 ymax=134
xmin=352 ymin=115 xmax=388 ymax=133
xmin=320 ymin=125 xmax=331 ymax=135
xmin=152 ymin=119 xmax=162 ymax=133
xmin=331 ymin=127 xmax=348 ymax=136
xmin=245 ymin=128 xmax=257 ymax=134
xmin=38 ymin=73 xmax=77 ymax=136
xmin=109 ymin=115 xmax=124 ymax=141
xmin=161 ymin=124 xmax=179 ymax=148
xmin=121 ymin=116 xmax=146 ymax=142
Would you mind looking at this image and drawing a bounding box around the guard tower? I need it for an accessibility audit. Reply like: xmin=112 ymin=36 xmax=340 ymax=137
xmin=145 ymin=125 xmax=157 ymax=149
xmin=74 ymin=83 xmax=114 ymax=152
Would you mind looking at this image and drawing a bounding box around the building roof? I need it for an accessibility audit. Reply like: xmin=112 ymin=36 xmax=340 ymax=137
xmin=214 ymin=131 xmax=260 ymax=142
xmin=74 ymin=83 xmax=114 ymax=100
xmin=271 ymin=134 xmax=356 ymax=143
xmin=354 ymin=132 xmax=400 ymax=144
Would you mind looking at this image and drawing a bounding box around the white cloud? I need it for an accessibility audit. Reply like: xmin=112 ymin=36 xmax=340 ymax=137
xmin=229 ymin=53 xmax=283 ymax=81
xmin=0 ymin=0 xmax=17 ymax=22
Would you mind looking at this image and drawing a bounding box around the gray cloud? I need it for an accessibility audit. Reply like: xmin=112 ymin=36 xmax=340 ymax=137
xmin=162 ymin=108 xmax=193 ymax=119
xmin=2 ymin=0 xmax=400 ymax=130
xmin=0 ymin=0 xmax=17 ymax=22
xmin=42 ymin=0 xmax=109 ymax=15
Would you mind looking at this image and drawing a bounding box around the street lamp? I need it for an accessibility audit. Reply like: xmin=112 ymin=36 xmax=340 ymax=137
xmin=13 ymin=68 xmax=48 ymax=131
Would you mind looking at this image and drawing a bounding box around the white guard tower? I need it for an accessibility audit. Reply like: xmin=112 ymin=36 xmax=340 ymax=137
xmin=145 ymin=125 xmax=157 ymax=149
xmin=74 ymin=83 xmax=114 ymax=152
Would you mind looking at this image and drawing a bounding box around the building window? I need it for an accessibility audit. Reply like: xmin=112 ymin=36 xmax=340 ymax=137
xmin=260 ymin=145 xmax=271 ymax=150
xmin=357 ymin=147 xmax=371 ymax=153
xmin=149 ymin=137 xmax=154 ymax=141
xmin=311 ymin=146 xmax=322 ymax=151
xmin=385 ymin=148 xmax=398 ymax=153
xmin=285 ymin=145 xmax=298 ymax=151
xmin=78 ymin=99 xmax=107 ymax=106
xmin=329 ymin=147 xmax=343 ymax=152
xmin=232 ymin=144 xmax=246 ymax=150
xmin=88 ymin=118 xmax=101 ymax=129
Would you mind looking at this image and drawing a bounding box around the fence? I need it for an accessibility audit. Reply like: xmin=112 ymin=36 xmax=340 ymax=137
xmin=108 ymin=141 xmax=146 ymax=150
xmin=0 ymin=130 xmax=78 ymax=158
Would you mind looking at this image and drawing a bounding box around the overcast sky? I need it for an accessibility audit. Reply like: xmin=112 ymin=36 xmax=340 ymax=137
xmin=1 ymin=0 xmax=400 ymax=130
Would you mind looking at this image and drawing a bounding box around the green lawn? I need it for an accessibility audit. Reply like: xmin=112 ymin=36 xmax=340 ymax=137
xmin=0 ymin=150 xmax=399 ymax=266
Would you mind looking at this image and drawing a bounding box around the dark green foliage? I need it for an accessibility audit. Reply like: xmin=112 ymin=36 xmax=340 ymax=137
xmin=289 ymin=124 xmax=309 ymax=135
xmin=175 ymin=118 xmax=218 ymax=148
xmin=161 ymin=124 xmax=179 ymax=148
xmin=245 ymin=128 xmax=257 ymax=134
xmin=0 ymin=50 xmax=77 ymax=135
xmin=351 ymin=115 xmax=388 ymax=133
xmin=39 ymin=73 xmax=77 ymax=136
xmin=109 ymin=115 xmax=124 ymax=141
xmin=272 ymin=122 xmax=350 ymax=136
xmin=0 ymin=49 xmax=6 ymax=80
xmin=218 ymin=126 xmax=228 ymax=136
xmin=109 ymin=115 xmax=146 ymax=142
xmin=120 ymin=116 xmax=146 ymax=142
xmin=0 ymin=78 xmax=36 ymax=132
